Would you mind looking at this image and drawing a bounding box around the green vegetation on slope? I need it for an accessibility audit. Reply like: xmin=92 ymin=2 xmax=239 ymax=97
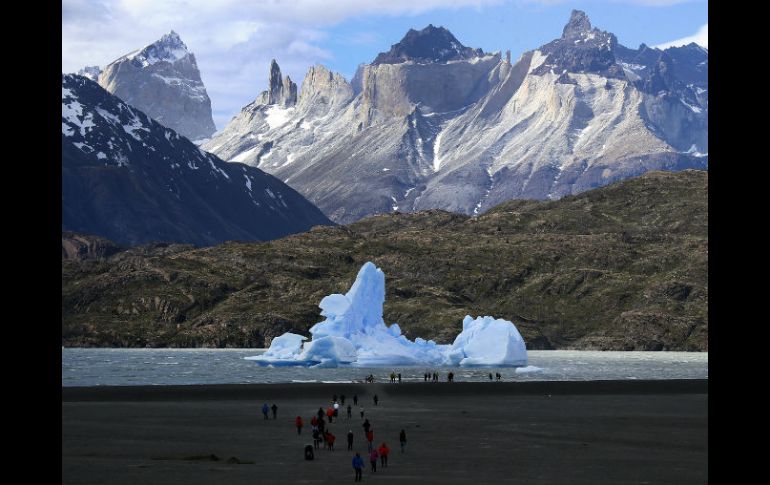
xmin=62 ymin=170 xmax=707 ymax=350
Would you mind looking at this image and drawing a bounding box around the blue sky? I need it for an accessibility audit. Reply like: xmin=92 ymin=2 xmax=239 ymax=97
xmin=62 ymin=1 xmax=708 ymax=131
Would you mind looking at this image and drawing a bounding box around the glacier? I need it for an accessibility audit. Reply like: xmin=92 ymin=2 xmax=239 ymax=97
xmin=246 ymin=262 xmax=527 ymax=367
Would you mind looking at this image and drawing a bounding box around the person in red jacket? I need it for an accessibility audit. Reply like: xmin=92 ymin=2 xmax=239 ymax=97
xmin=377 ymin=442 xmax=390 ymax=467
xmin=295 ymin=416 xmax=303 ymax=435
xmin=326 ymin=406 xmax=334 ymax=423
xmin=325 ymin=431 xmax=336 ymax=451
xmin=366 ymin=429 xmax=374 ymax=452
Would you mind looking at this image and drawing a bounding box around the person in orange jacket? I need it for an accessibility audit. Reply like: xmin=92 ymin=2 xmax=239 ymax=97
xmin=326 ymin=406 xmax=334 ymax=423
xmin=295 ymin=416 xmax=303 ymax=435
xmin=377 ymin=442 xmax=390 ymax=467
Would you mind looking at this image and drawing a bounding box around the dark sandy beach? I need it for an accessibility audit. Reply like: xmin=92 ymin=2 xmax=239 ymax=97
xmin=62 ymin=380 xmax=707 ymax=484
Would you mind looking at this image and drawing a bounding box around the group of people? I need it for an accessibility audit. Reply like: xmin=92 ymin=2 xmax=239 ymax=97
xmin=268 ymin=392 xmax=408 ymax=482
xmin=489 ymin=372 xmax=503 ymax=381
xmin=388 ymin=372 xmax=402 ymax=383
xmin=422 ymin=371 xmax=455 ymax=382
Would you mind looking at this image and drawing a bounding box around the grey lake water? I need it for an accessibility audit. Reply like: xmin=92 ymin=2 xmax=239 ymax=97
xmin=62 ymin=349 xmax=707 ymax=387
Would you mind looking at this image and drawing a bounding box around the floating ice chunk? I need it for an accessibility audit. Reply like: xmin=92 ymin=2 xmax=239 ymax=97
xmin=298 ymin=336 xmax=357 ymax=366
xmin=515 ymin=366 xmax=543 ymax=374
xmin=446 ymin=315 xmax=527 ymax=367
xmin=261 ymin=333 xmax=306 ymax=360
xmin=248 ymin=262 xmax=527 ymax=367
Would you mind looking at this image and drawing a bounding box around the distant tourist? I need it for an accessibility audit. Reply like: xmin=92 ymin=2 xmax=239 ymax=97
xmin=489 ymin=372 xmax=493 ymax=381
xmin=424 ymin=372 xmax=428 ymax=382
xmin=271 ymin=403 xmax=278 ymax=419
xmin=261 ymin=403 xmax=269 ymax=420
xmin=366 ymin=429 xmax=374 ymax=452
xmin=378 ymin=443 xmax=390 ymax=467
xmin=327 ymin=406 xmax=334 ymax=423
xmin=317 ymin=407 xmax=325 ymax=420
xmin=398 ymin=373 xmax=401 ymax=383
xmin=369 ymin=448 xmax=379 ymax=472
xmin=352 ymin=452 xmax=364 ymax=482
xmin=326 ymin=431 xmax=336 ymax=451
xmin=334 ymin=402 xmax=340 ymax=418
xmin=353 ymin=394 xmax=358 ymax=406
xmin=363 ymin=419 xmax=371 ymax=434
xmin=347 ymin=404 xmax=352 ymax=419
xmin=447 ymin=372 xmax=454 ymax=382
xmin=390 ymin=371 xmax=396 ymax=383
xmin=399 ymin=429 xmax=407 ymax=453
xmin=373 ymin=394 xmax=379 ymax=406
xmin=347 ymin=430 xmax=354 ymax=450
xmin=295 ymin=416 xmax=304 ymax=435
xmin=360 ymin=406 xmax=365 ymax=419
xmin=496 ymin=372 xmax=502 ymax=381
xmin=341 ymin=394 xmax=346 ymax=405
xmin=312 ymin=429 xmax=321 ymax=450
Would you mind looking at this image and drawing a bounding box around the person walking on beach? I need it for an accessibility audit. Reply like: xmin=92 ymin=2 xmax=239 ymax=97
xmin=366 ymin=429 xmax=374 ymax=452
xmin=334 ymin=401 xmax=340 ymax=418
xmin=341 ymin=394 xmax=346 ymax=405
xmin=353 ymin=394 xmax=358 ymax=406
xmin=363 ymin=419 xmax=371 ymax=434
xmin=327 ymin=406 xmax=334 ymax=423
xmin=347 ymin=404 xmax=352 ymax=419
xmin=390 ymin=371 xmax=396 ymax=383
xmin=347 ymin=430 xmax=354 ymax=451
xmin=295 ymin=416 xmax=304 ymax=435
xmin=399 ymin=429 xmax=407 ymax=453
xmin=261 ymin=403 xmax=269 ymax=420
xmin=369 ymin=449 xmax=379 ymax=473
xmin=489 ymin=372 xmax=493 ymax=381
xmin=352 ymin=452 xmax=364 ymax=482
xmin=312 ymin=429 xmax=321 ymax=450
xmin=360 ymin=406 xmax=365 ymax=419
xmin=373 ymin=394 xmax=379 ymax=406
xmin=271 ymin=403 xmax=278 ymax=419
xmin=326 ymin=431 xmax=336 ymax=451
xmin=398 ymin=373 xmax=401 ymax=383
xmin=378 ymin=442 xmax=390 ymax=468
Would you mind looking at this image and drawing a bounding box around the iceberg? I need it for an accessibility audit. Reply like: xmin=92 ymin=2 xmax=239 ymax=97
xmin=247 ymin=262 xmax=527 ymax=367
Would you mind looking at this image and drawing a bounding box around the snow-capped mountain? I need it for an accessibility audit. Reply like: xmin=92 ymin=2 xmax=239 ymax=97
xmin=204 ymin=10 xmax=707 ymax=223
xmin=94 ymin=31 xmax=217 ymax=142
xmin=62 ymin=74 xmax=332 ymax=247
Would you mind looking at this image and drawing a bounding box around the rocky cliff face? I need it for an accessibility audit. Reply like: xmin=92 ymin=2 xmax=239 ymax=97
xmin=97 ymin=31 xmax=216 ymax=142
xmin=62 ymin=231 xmax=123 ymax=260
xmin=205 ymin=11 xmax=707 ymax=224
xmin=62 ymin=74 xmax=332 ymax=247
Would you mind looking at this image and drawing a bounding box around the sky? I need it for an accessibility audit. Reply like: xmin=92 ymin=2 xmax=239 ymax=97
xmin=62 ymin=0 xmax=708 ymax=131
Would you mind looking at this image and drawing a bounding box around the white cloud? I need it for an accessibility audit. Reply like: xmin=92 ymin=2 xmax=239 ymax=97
xmin=62 ymin=0 xmax=502 ymax=130
xmin=654 ymin=23 xmax=707 ymax=49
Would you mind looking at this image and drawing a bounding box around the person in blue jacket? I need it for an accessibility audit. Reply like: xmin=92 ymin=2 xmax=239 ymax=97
xmin=352 ymin=452 xmax=364 ymax=482
xmin=261 ymin=403 xmax=269 ymax=420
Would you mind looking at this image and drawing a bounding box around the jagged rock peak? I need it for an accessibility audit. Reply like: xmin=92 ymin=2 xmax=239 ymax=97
xmin=372 ymin=24 xmax=484 ymax=65
xmin=262 ymin=59 xmax=297 ymax=107
xmin=562 ymin=10 xmax=592 ymax=38
xmin=77 ymin=66 xmax=102 ymax=81
xmin=119 ymin=30 xmax=191 ymax=69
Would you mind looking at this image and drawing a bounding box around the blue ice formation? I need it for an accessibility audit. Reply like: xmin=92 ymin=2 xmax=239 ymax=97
xmin=246 ymin=262 xmax=527 ymax=367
